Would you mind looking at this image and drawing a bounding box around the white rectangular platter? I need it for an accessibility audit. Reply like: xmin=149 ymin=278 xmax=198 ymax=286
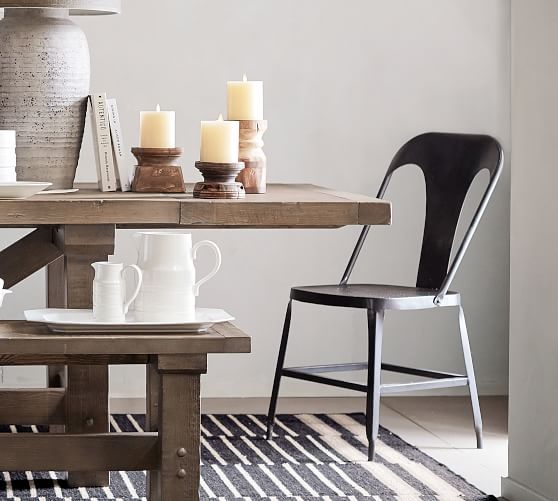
xmin=24 ymin=308 xmax=234 ymax=334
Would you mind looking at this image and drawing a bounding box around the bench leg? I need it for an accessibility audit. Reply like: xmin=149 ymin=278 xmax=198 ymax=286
xmin=48 ymin=225 xmax=115 ymax=487
xmin=158 ymin=355 xmax=206 ymax=501
xmin=147 ymin=362 xmax=161 ymax=501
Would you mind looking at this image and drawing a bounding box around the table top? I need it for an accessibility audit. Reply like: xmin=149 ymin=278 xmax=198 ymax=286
xmin=0 ymin=321 xmax=251 ymax=355
xmin=0 ymin=184 xmax=391 ymax=228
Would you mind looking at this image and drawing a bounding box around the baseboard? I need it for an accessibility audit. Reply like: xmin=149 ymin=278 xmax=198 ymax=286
xmin=109 ymin=396 xmax=369 ymax=415
xmin=502 ymin=477 xmax=553 ymax=501
xmin=110 ymin=394 xmax=507 ymax=415
xmin=110 ymin=397 xmax=146 ymax=414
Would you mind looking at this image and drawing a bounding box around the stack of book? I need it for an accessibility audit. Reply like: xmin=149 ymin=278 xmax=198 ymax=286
xmin=89 ymin=93 xmax=131 ymax=192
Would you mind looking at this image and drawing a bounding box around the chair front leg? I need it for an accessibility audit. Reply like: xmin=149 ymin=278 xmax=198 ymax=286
xmin=266 ymin=300 xmax=293 ymax=440
xmin=458 ymin=305 xmax=483 ymax=449
xmin=365 ymin=308 xmax=384 ymax=461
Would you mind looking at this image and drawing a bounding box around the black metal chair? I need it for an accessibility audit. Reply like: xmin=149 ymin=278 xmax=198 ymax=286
xmin=266 ymin=132 xmax=503 ymax=460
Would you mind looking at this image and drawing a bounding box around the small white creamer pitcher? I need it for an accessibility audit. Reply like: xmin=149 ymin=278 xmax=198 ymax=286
xmin=0 ymin=278 xmax=12 ymax=308
xmin=92 ymin=262 xmax=143 ymax=323
xmin=133 ymin=232 xmax=221 ymax=322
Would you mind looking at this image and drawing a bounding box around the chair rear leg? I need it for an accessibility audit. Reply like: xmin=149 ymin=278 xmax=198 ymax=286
xmin=365 ymin=309 xmax=384 ymax=460
xmin=266 ymin=300 xmax=293 ymax=440
xmin=458 ymin=305 xmax=483 ymax=449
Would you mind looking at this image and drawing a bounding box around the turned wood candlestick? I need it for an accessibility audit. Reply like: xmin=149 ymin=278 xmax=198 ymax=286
xmin=131 ymin=147 xmax=185 ymax=193
xmin=236 ymin=120 xmax=267 ymax=194
xmin=194 ymin=161 xmax=245 ymax=199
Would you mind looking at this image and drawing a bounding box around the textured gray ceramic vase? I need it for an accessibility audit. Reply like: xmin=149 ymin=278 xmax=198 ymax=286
xmin=0 ymin=9 xmax=90 ymax=189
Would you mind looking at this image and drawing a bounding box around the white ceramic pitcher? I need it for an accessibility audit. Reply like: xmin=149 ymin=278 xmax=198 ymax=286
xmin=133 ymin=232 xmax=222 ymax=322
xmin=92 ymin=262 xmax=143 ymax=323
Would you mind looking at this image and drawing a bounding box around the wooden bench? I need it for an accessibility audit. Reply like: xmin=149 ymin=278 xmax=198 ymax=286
xmin=0 ymin=320 xmax=251 ymax=501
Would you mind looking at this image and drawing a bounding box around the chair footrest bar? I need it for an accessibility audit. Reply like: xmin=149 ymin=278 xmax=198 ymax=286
xmin=380 ymin=377 xmax=469 ymax=395
xmin=282 ymin=368 xmax=368 ymax=392
xmin=381 ymin=363 xmax=466 ymax=380
xmin=285 ymin=362 xmax=368 ymax=374
xmin=284 ymin=362 xmax=466 ymax=380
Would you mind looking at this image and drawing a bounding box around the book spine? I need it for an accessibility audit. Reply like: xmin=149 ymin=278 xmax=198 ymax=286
xmin=106 ymin=98 xmax=131 ymax=192
xmin=90 ymin=93 xmax=117 ymax=192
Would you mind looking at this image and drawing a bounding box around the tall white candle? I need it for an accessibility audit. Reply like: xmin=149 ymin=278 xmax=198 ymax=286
xmin=0 ymin=130 xmax=16 ymax=148
xmin=139 ymin=105 xmax=175 ymax=148
xmin=200 ymin=114 xmax=239 ymax=163
xmin=227 ymin=74 xmax=263 ymax=120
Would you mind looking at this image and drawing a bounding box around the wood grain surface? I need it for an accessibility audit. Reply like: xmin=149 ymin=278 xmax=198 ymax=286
xmin=0 ymin=388 xmax=65 ymax=424
xmin=0 ymin=321 xmax=251 ymax=355
xmin=0 ymin=227 xmax=63 ymax=288
xmin=0 ymin=433 xmax=158 ymax=471
xmin=0 ymin=183 xmax=391 ymax=228
xmin=158 ymin=369 xmax=201 ymax=500
xmin=51 ymin=224 xmax=115 ymax=487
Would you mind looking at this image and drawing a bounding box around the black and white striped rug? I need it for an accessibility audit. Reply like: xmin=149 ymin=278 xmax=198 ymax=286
xmin=0 ymin=414 xmax=494 ymax=500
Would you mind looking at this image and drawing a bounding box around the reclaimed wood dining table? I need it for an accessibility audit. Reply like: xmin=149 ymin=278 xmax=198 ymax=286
xmin=0 ymin=183 xmax=391 ymax=498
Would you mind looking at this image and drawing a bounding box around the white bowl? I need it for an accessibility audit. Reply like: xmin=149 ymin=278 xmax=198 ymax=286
xmin=0 ymin=181 xmax=52 ymax=199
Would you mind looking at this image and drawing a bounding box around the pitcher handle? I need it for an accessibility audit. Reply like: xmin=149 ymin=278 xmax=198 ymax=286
xmin=123 ymin=264 xmax=143 ymax=315
xmin=192 ymin=240 xmax=222 ymax=296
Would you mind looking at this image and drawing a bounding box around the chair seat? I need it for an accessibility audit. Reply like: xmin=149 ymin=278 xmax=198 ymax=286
xmin=290 ymin=284 xmax=461 ymax=310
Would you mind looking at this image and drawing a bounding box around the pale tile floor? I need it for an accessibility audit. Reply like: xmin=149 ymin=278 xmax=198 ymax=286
xmin=381 ymin=396 xmax=508 ymax=497
xmin=203 ymin=396 xmax=508 ymax=498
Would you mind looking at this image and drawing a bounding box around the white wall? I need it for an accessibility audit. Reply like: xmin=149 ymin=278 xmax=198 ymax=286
xmin=503 ymin=2 xmax=558 ymax=500
xmin=0 ymin=0 xmax=511 ymax=401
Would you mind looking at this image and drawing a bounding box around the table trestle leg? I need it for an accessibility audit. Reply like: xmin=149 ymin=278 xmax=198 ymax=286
xmin=49 ymin=224 xmax=116 ymax=488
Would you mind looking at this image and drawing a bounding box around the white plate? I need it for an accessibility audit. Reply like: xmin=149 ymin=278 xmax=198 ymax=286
xmin=24 ymin=308 xmax=235 ymax=334
xmin=36 ymin=188 xmax=79 ymax=195
xmin=0 ymin=182 xmax=52 ymax=199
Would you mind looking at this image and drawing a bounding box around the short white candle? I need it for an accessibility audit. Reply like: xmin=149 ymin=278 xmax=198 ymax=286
xmin=0 ymin=130 xmax=16 ymax=148
xmin=200 ymin=114 xmax=239 ymax=163
xmin=139 ymin=105 xmax=175 ymax=148
xmin=227 ymin=74 xmax=263 ymax=120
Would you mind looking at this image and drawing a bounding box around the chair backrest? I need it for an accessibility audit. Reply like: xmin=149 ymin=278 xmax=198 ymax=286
xmin=340 ymin=132 xmax=503 ymax=303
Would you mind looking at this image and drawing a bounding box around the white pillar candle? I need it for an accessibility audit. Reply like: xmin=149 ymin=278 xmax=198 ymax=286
xmin=200 ymin=114 xmax=239 ymax=163
xmin=227 ymin=74 xmax=264 ymax=120
xmin=0 ymin=130 xmax=16 ymax=148
xmin=139 ymin=105 xmax=175 ymax=148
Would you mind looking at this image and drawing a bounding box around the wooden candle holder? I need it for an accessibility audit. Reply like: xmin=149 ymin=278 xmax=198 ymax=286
xmin=194 ymin=161 xmax=246 ymax=199
xmin=131 ymin=147 xmax=185 ymax=193
xmin=236 ymin=120 xmax=268 ymax=194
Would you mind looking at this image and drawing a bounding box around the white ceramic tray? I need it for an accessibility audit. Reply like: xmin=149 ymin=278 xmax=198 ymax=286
xmin=0 ymin=181 xmax=52 ymax=199
xmin=36 ymin=188 xmax=79 ymax=195
xmin=24 ymin=308 xmax=234 ymax=334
